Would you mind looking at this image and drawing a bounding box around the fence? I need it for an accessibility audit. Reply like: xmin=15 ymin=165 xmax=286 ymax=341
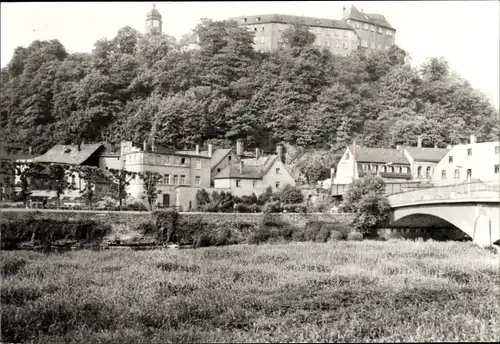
xmin=387 ymin=181 xmax=500 ymax=206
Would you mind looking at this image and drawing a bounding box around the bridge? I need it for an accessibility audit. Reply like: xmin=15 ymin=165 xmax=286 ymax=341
xmin=387 ymin=181 xmax=500 ymax=247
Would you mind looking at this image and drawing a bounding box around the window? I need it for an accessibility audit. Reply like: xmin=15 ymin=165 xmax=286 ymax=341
xmin=345 ymin=152 xmax=350 ymax=160
xmin=426 ymin=166 xmax=431 ymax=178
xmin=217 ymin=168 xmax=221 ymax=173
xmin=495 ymin=165 xmax=499 ymax=174
xmin=363 ymin=24 xmax=368 ymax=30
xmin=180 ymin=175 xmax=186 ymax=185
xmin=243 ymin=18 xmax=247 ymax=23
xmin=441 ymin=170 xmax=447 ymax=179
xmin=467 ymin=148 xmax=472 ymax=156
xmin=417 ymin=166 xmax=422 ymax=177
xmin=71 ymin=175 xmax=76 ymax=185
xmin=335 ymin=41 xmax=339 ymax=48
xmin=173 ymin=175 xmax=178 ymax=184
xmin=363 ymin=164 xmax=369 ymax=171
xmin=381 ymin=165 xmax=386 ymax=173
xmin=181 ymin=157 xmax=186 ymax=164
xmin=254 ymin=27 xmax=257 ymax=32
xmin=195 ymin=176 xmax=200 ymax=185
xmin=163 ymin=174 xmax=170 ymax=184
xmin=396 ymin=166 xmax=401 ymax=173
xmin=466 ymin=169 xmax=472 ymax=178
xmin=343 ymin=30 xmax=348 ymax=37
xmin=356 ymin=23 xmax=360 ymax=29
xmin=165 ymin=156 xmax=170 ymax=164
xmin=196 ymin=159 xmax=201 ymax=170
xmin=252 ymin=180 xmax=257 ymax=187
xmin=236 ymin=179 xmax=241 ymax=188
xmin=261 ymin=26 xmax=265 ymax=31
xmin=361 ymin=40 xmax=368 ymax=47
xmin=370 ymin=25 xmax=375 ymax=32
xmin=325 ymin=28 xmax=330 ymax=35
xmin=402 ymin=167 xmax=408 ymax=173
xmin=228 ymin=155 xmax=232 ymax=162
xmin=276 ymin=168 xmax=281 ymax=175
xmin=256 ymin=17 xmax=261 ymax=22
xmin=259 ymin=36 xmax=265 ymax=44
xmin=335 ymin=30 xmax=339 ymax=36
xmin=155 ymin=154 xmax=161 ymax=164
xmin=448 ymin=156 xmax=453 ymax=163
xmin=495 ymin=146 xmax=499 ymax=154
xmin=378 ymin=27 xmax=382 ymax=33
xmin=388 ymin=166 xmax=393 ymax=173
xmin=275 ymin=181 xmax=280 ymax=188
xmin=386 ymin=30 xmax=392 ymax=36
xmin=454 ymin=169 xmax=460 ymax=179
xmin=343 ymin=43 xmax=348 ymax=49
xmin=371 ymin=165 xmax=376 ymax=173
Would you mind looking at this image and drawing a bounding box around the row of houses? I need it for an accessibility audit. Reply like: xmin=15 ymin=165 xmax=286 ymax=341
xmin=0 ymin=140 xmax=296 ymax=210
xmin=328 ymin=134 xmax=500 ymax=197
xmin=1 ymin=134 xmax=498 ymax=209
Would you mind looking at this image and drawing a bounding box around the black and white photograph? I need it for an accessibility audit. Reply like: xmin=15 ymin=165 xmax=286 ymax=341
xmin=1 ymin=1 xmax=499 ymax=342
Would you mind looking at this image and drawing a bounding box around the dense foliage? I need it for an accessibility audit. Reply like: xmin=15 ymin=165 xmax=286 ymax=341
xmin=1 ymin=20 xmax=498 ymax=161
xmin=341 ymin=174 xmax=391 ymax=236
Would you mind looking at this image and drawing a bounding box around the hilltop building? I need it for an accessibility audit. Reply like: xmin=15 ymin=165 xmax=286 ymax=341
xmin=144 ymin=5 xmax=177 ymax=45
xmin=228 ymin=4 xmax=396 ymax=55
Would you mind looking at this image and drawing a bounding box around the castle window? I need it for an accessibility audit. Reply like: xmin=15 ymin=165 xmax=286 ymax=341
xmin=363 ymin=23 xmax=368 ymax=30
xmin=426 ymin=167 xmax=431 ymax=178
xmin=448 ymin=156 xmax=453 ymax=163
xmin=181 ymin=157 xmax=186 ymax=164
xmin=467 ymin=169 xmax=472 ymax=178
xmin=495 ymin=165 xmax=499 ymax=174
xmin=467 ymin=148 xmax=472 ymax=156
xmin=370 ymin=25 xmax=375 ymax=32
xmin=276 ymin=168 xmax=281 ymax=175
xmin=163 ymin=174 xmax=170 ymax=184
xmin=378 ymin=27 xmax=383 ymax=33
xmin=261 ymin=26 xmax=265 ymax=31
xmin=256 ymin=17 xmax=261 ymax=22
xmin=196 ymin=159 xmax=201 ymax=170
xmin=236 ymin=180 xmax=241 ymax=187
xmin=173 ymin=175 xmax=178 ymax=184
xmin=195 ymin=176 xmax=201 ymax=185
xmin=441 ymin=170 xmax=447 ymax=179
xmin=180 ymin=175 xmax=186 ymax=185
xmin=386 ymin=30 xmax=392 ymax=36
xmin=275 ymin=181 xmax=280 ymax=188
xmin=253 ymin=180 xmax=257 ymax=187
xmin=417 ymin=166 xmax=422 ymax=177
xmin=454 ymin=169 xmax=460 ymax=179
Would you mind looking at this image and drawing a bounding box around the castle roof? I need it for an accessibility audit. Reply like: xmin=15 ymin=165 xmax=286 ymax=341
xmin=343 ymin=5 xmax=395 ymax=30
xmin=229 ymin=14 xmax=354 ymax=30
xmin=147 ymin=5 xmax=162 ymax=19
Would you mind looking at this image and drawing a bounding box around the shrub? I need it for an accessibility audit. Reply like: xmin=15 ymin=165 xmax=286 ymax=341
xmin=278 ymin=184 xmax=304 ymax=204
xmin=314 ymin=226 xmax=331 ymax=243
xmin=347 ymin=231 xmax=363 ymax=241
xmin=234 ymin=203 xmax=252 ymax=213
xmin=247 ymin=225 xmax=272 ymax=244
xmin=329 ymin=230 xmax=345 ymax=241
xmin=263 ymin=201 xmax=281 ymax=213
xmin=153 ymin=209 xmax=179 ymax=244
xmin=282 ymin=203 xmax=307 ymax=213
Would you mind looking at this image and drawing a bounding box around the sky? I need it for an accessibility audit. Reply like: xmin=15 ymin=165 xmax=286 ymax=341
xmin=1 ymin=1 xmax=499 ymax=108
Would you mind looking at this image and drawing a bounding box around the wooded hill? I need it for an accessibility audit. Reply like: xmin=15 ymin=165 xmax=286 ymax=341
xmin=1 ymin=19 xmax=498 ymax=166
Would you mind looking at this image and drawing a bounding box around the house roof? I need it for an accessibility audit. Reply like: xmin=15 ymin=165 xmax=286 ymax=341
xmin=213 ymin=155 xmax=279 ymax=180
xmin=35 ymin=144 xmax=104 ymax=165
xmin=404 ymin=147 xmax=450 ymax=163
xmin=229 ymin=14 xmax=354 ymax=30
xmin=344 ymin=5 xmax=395 ymax=30
xmin=209 ymin=148 xmax=233 ymax=169
xmin=348 ymin=146 xmax=410 ymax=165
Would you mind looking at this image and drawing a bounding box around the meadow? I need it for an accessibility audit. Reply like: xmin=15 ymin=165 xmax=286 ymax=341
xmin=1 ymin=240 xmax=499 ymax=343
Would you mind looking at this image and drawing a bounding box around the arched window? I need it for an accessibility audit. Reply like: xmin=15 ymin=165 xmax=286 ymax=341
xmin=426 ymin=166 xmax=431 ymax=178
xmin=417 ymin=166 xmax=422 ymax=177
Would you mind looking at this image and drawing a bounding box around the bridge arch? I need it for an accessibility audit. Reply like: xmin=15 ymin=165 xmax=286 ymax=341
xmin=391 ymin=204 xmax=499 ymax=247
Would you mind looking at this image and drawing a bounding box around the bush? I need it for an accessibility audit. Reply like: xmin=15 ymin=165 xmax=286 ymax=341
xmin=153 ymin=209 xmax=179 ymax=244
xmin=247 ymin=225 xmax=272 ymax=245
xmin=278 ymin=184 xmax=304 ymax=204
xmin=347 ymin=231 xmax=363 ymax=241
xmin=329 ymin=230 xmax=345 ymax=241
xmin=282 ymin=204 xmax=307 ymax=213
xmin=263 ymin=201 xmax=281 ymax=213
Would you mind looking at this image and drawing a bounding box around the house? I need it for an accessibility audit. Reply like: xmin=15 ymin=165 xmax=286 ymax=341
xmin=120 ymin=140 xmax=212 ymax=209
xmin=432 ymin=135 xmax=500 ymax=186
xmin=403 ymin=136 xmax=450 ymax=183
xmin=332 ymin=144 xmax=417 ymax=196
xmin=32 ymin=142 xmax=108 ymax=202
xmin=213 ymin=143 xmax=296 ymax=197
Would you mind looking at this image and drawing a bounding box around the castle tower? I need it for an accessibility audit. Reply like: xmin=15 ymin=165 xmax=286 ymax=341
xmin=146 ymin=4 xmax=162 ymax=35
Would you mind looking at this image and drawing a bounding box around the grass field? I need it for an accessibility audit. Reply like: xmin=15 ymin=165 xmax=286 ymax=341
xmin=1 ymin=240 xmax=499 ymax=343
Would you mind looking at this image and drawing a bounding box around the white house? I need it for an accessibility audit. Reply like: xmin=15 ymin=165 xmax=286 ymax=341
xmin=432 ymin=135 xmax=500 ymax=186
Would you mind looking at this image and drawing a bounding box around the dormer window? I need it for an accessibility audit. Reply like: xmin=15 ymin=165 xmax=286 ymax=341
xmin=256 ymin=17 xmax=261 ymax=22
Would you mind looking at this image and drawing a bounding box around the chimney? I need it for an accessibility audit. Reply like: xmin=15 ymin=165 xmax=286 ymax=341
xmin=276 ymin=144 xmax=283 ymax=160
xmin=195 ymin=144 xmax=200 ymax=155
xmin=417 ymin=135 xmax=422 ymax=148
xmin=208 ymin=144 xmax=213 ymax=158
xmin=470 ymin=134 xmax=476 ymax=144
xmin=239 ymin=161 xmax=244 ymax=174
xmin=255 ymin=148 xmax=260 ymax=161
xmin=143 ymin=140 xmax=147 ymax=152
xmin=236 ymin=139 xmax=243 ymax=157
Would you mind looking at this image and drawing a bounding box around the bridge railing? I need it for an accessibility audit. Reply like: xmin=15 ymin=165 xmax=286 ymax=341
xmin=388 ymin=181 xmax=500 ymax=206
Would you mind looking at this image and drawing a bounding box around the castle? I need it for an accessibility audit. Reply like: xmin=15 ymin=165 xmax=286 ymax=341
xmin=145 ymin=4 xmax=396 ymax=56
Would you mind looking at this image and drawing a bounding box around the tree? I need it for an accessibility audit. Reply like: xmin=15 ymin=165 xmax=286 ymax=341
xmin=139 ymin=171 xmax=162 ymax=211
xmin=196 ymin=189 xmax=211 ymax=208
xmin=72 ymin=166 xmax=106 ymax=209
xmin=107 ymin=168 xmax=137 ymax=210
xmin=340 ymin=174 xmax=390 ymax=237
xmin=46 ymin=163 xmax=74 ymax=209
xmin=278 ymin=184 xmax=304 ymax=204
xmin=0 ymin=161 xmax=45 ymax=207
xmin=281 ymin=23 xmax=316 ymax=48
